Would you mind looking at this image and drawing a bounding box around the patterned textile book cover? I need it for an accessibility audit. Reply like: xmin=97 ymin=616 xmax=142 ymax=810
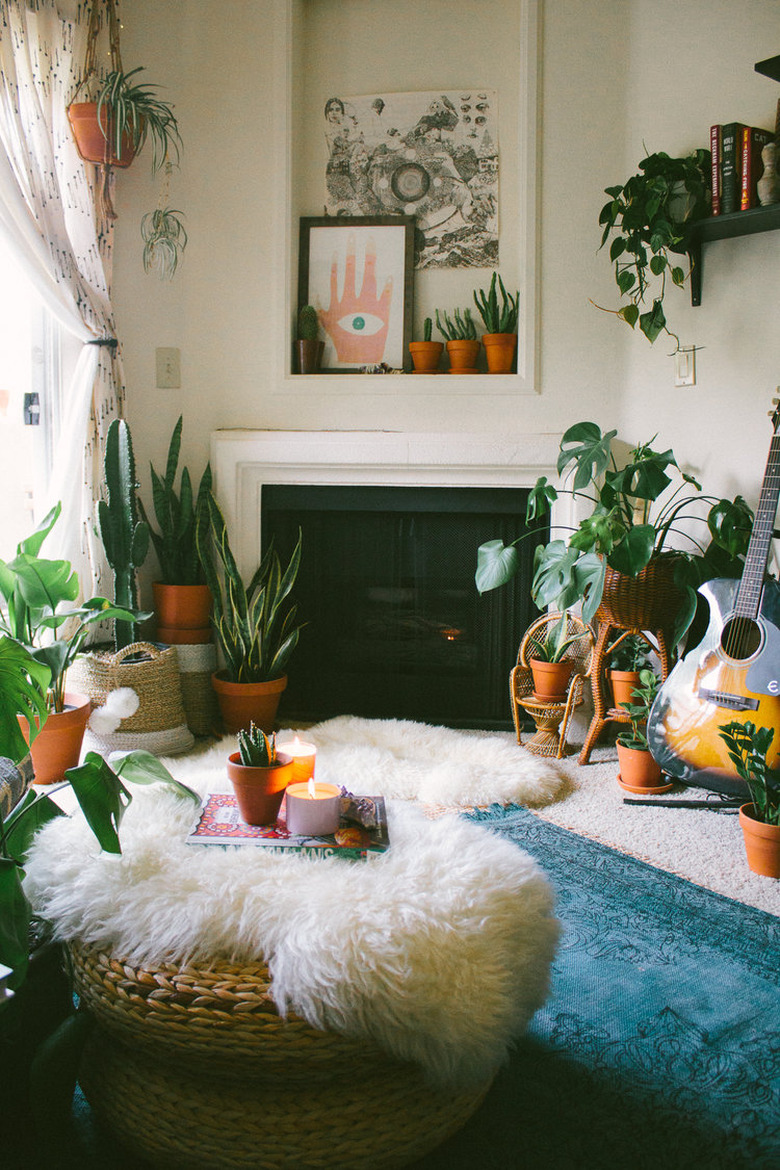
xmin=186 ymin=792 xmax=390 ymax=861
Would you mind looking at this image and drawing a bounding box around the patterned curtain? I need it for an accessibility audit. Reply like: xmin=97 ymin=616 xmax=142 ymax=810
xmin=0 ymin=0 xmax=124 ymax=592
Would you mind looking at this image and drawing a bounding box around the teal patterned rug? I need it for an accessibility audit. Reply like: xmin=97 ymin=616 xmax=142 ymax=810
xmin=416 ymin=805 xmax=780 ymax=1170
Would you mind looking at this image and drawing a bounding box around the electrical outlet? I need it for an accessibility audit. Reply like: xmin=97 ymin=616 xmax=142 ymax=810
xmin=674 ymin=346 xmax=695 ymax=387
xmin=155 ymin=347 xmax=181 ymax=389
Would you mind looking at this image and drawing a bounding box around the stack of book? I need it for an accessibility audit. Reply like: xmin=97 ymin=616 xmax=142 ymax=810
xmin=710 ymin=122 xmax=774 ymax=215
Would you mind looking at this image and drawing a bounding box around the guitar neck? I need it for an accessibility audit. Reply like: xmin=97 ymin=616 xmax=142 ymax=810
xmin=735 ymin=428 xmax=780 ymax=618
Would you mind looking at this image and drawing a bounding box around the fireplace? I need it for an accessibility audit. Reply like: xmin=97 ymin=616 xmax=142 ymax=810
xmin=212 ymin=430 xmax=570 ymax=728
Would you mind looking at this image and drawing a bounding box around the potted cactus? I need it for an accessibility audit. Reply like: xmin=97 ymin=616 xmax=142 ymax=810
xmin=473 ymin=274 xmax=519 ymax=373
xmin=435 ymin=307 xmax=480 ymax=373
xmin=409 ymin=317 xmax=443 ymax=373
xmin=97 ymin=418 xmax=150 ymax=651
xmin=227 ymin=724 xmax=293 ymax=825
xmin=296 ymin=304 xmax=324 ymax=374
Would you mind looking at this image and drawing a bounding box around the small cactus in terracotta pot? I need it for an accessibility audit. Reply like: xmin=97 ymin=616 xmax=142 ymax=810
xmin=296 ymin=304 xmax=324 ymax=374
xmin=409 ymin=316 xmax=444 ymax=373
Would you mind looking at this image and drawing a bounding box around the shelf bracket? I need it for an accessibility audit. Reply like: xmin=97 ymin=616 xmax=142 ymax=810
xmin=688 ymin=244 xmax=702 ymax=307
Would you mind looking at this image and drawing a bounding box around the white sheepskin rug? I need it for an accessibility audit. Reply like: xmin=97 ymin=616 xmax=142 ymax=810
xmin=266 ymin=715 xmax=561 ymax=807
xmin=25 ymin=773 xmax=560 ymax=1088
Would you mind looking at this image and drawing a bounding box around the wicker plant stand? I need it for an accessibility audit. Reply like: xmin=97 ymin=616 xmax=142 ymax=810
xmin=69 ymin=942 xmax=493 ymax=1169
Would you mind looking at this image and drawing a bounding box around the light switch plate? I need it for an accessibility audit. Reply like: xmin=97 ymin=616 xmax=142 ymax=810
xmin=674 ymin=346 xmax=695 ymax=387
xmin=156 ymin=347 xmax=181 ymax=389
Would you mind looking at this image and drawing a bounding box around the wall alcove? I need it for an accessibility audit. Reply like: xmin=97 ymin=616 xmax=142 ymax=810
xmin=271 ymin=0 xmax=540 ymax=396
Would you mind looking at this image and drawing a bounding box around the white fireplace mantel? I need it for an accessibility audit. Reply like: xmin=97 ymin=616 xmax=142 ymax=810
xmin=212 ymin=429 xmax=572 ymax=575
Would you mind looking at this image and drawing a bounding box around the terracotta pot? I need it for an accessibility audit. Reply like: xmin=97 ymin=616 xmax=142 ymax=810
xmin=295 ymin=339 xmax=325 ymax=374
xmin=67 ymin=102 xmax=138 ymax=168
xmin=227 ymin=751 xmax=293 ymax=826
xmin=482 ymin=333 xmax=517 ymax=373
xmin=156 ymin=625 xmax=213 ymax=645
xmin=739 ymin=804 xmax=780 ymax=878
xmin=446 ymin=339 xmax=480 ymax=374
xmin=597 ymin=558 xmax=683 ymax=631
xmin=19 ymin=693 xmax=90 ymax=785
xmin=153 ymin=583 xmax=212 ymax=631
xmin=609 ymin=669 xmax=642 ymax=710
xmin=530 ymin=659 xmax=573 ymax=701
xmin=616 ymin=742 xmax=673 ymax=794
xmin=211 ymin=672 xmax=287 ymax=734
xmin=409 ymin=341 xmax=444 ymax=373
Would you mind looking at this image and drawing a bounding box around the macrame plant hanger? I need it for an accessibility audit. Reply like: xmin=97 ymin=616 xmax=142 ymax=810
xmin=71 ymin=0 xmax=124 ymax=221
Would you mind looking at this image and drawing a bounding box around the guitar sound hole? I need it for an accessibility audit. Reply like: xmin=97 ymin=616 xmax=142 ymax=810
xmin=720 ymin=617 xmax=762 ymax=661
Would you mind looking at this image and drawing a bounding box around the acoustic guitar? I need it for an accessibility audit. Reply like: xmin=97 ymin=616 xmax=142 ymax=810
xmin=647 ymin=403 xmax=780 ymax=797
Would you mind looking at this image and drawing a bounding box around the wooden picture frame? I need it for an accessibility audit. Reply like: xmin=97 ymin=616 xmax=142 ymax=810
xmin=298 ymin=216 xmax=415 ymax=373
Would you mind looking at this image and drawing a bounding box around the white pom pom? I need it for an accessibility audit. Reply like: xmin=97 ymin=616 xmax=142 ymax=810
xmin=88 ymin=687 xmax=140 ymax=735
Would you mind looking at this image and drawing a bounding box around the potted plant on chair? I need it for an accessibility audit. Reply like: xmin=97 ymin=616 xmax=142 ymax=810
xmin=616 ymin=669 xmax=672 ymax=794
xmin=473 ymin=274 xmax=519 ymax=373
xmin=435 ymin=307 xmax=480 ymax=373
xmin=526 ymin=612 xmax=591 ymax=701
xmin=197 ymin=493 xmax=304 ymax=733
xmin=719 ymin=721 xmax=780 ymax=878
xmin=140 ymin=415 xmax=212 ymax=644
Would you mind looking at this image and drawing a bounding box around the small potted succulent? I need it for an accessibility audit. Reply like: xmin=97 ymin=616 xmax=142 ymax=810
xmin=473 ymin=274 xmax=519 ymax=372
xmin=607 ymin=633 xmax=653 ymax=710
xmin=227 ymin=723 xmax=293 ymax=825
xmin=526 ymin=613 xmax=591 ymax=701
xmin=616 ymin=669 xmax=672 ymax=793
xmin=719 ymin=721 xmax=780 ymax=878
xmin=409 ymin=317 xmax=443 ymax=373
xmin=435 ymin=307 xmax=480 ymax=373
xmin=296 ymin=305 xmax=325 ymax=374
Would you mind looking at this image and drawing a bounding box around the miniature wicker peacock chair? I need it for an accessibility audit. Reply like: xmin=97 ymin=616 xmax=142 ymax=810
xmin=510 ymin=612 xmax=595 ymax=757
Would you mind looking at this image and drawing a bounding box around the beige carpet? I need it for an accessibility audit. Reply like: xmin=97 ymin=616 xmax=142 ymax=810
xmin=524 ymin=734 xmax=780 ymax=918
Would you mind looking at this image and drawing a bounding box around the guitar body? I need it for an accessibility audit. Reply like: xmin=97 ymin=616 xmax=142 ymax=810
xmin=648 ymin=577 xmax=780 ymax=796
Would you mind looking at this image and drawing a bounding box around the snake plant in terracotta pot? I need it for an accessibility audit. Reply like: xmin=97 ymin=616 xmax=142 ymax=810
xmin=196 ymin=493 xmax=304 ymax=733
xmin=473 ymin=274 xmax=519 ymax=373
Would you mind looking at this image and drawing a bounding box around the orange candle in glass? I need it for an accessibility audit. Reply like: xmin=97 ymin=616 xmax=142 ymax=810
xmin=276 ymin=735 xmax=317 ymax=786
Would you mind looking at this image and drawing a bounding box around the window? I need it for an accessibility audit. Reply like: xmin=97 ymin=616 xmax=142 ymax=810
xmin=0 ymin=233 xmax=81 ymax=551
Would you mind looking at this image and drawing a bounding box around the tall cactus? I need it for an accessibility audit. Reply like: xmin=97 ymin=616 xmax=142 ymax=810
xmin=98 ymin=418 xmax=150 ymax=649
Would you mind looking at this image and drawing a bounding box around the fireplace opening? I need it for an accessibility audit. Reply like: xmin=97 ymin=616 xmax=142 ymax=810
xmin=262 ymin=484 xmax=547 ymax=730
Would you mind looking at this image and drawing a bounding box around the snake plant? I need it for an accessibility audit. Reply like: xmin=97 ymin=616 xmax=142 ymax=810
xmin=140 ymin=415 xmax=211 ymax=585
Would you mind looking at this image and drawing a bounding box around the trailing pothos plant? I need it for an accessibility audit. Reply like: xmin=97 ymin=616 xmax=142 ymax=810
xmin=476 ymin=421 xmax=753 ymax=647
xmin=596 ymin=149 xmax=710 ymax=347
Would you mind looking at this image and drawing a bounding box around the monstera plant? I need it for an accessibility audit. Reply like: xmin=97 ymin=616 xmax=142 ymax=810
xmin=476 ymin=421 xmax=752 ymax=646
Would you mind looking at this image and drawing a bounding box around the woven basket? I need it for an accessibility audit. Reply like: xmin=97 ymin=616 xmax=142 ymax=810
xmin=596 ymin=557 xmax=683 ymax=630
xmin=70 ymin=642 xmax=194 ymax=756
xmin=69 ymin=942 xmax=493 ymax=1169
xmin=175 ymin=642 xmax=219 ymax=736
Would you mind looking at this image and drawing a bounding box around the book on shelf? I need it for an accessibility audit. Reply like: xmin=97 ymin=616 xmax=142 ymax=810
xmin=720 ymin=122 xmax=745 ymax=215
xmin=186 ymin=791 xmax=390 ymax=860
xmin=710 ymin=124 xmax=722 ymax=215
xmin=740 ymin=125 xmax=774 ymax=210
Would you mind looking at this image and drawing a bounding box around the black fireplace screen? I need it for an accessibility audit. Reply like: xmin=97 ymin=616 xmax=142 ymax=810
xmin=261 ymin=484 xmax=547 ymax=730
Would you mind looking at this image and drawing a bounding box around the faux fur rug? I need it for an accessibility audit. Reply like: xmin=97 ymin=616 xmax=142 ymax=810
xmin=269 ymin=715 xmax=563 ymax=807
xmin=25 ymin=776 xmax=560 ymax=1087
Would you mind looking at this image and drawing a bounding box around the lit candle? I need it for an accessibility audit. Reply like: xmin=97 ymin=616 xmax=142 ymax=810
xmin=276 ymin=736 xmax=317 ymax=786
xmin=285 ymin=779 xmax=341 ymax=836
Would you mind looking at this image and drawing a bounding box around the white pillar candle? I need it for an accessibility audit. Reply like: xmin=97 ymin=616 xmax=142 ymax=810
xmin=285 ymin=780 xmax=341 ymax=836
xmin=276 ymin=736 xmax=317 ymax=786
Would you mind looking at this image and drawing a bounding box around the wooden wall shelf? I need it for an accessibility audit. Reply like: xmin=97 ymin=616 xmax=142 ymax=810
xmin=689 ymin=203 xmax=780 ymax=305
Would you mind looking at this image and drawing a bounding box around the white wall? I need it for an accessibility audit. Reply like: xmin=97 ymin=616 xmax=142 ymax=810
xmin=113 ymin=0 xmax=780 ymax=556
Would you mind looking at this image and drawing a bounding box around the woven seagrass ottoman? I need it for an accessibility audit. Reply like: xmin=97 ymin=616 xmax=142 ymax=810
xmin=70 ymin=943 xmax=493 ymax=1170
xmin=26 ymin=772 xmax=559 ymax=1170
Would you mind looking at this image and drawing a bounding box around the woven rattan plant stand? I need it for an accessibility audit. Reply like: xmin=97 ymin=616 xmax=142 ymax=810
xmin=69 ymin=942 xmax=493 ymax=1169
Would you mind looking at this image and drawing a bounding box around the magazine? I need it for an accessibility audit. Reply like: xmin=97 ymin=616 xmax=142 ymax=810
xmin=186 ymin=791 xmax=389 ymax=861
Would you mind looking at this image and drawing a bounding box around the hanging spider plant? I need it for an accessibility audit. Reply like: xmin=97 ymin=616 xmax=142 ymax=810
xmin=96 ymin=67 xmax=182 ymax=172
xmin=141 ymin=207 xmax=188 ymax=280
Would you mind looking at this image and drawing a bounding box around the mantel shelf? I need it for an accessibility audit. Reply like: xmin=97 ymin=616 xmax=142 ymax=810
xmin=688 ymin=204 xmax=780 ymax=305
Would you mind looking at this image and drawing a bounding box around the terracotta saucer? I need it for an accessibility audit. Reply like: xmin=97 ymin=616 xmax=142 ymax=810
xmin=617 ymin=774 xmax=675 ymax=795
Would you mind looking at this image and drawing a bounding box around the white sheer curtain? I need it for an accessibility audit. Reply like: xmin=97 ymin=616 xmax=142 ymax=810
xmin=0 ymin=0 xmax=124 ymax=590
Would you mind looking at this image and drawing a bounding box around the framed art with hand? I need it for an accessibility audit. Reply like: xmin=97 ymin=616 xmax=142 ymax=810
xmin=297 ymin=216 xmax=415 ymax=372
